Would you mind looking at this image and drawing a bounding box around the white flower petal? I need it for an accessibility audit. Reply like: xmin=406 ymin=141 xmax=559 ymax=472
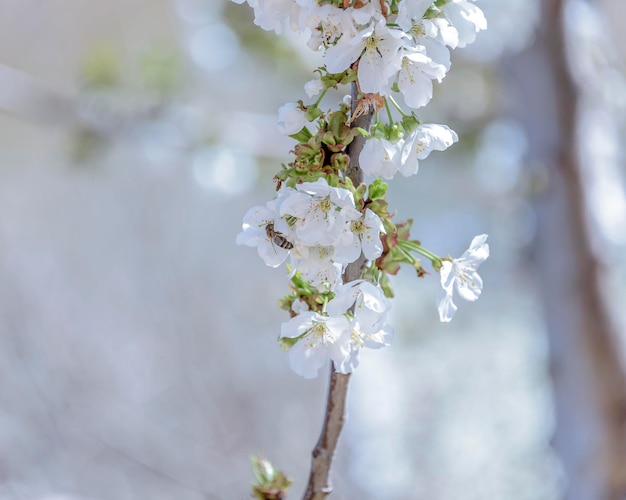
xmin=360 ymin=137 xmax=402 ymax=179
xmin=277 ymin=102 xmax=307 ymax=135
xmin=438 ymin=290 xmax=457 ymax=323
xmin=455 ymin=270 xmax=483 ymax=302
xmin=281 ymin=313 xmax=352 ymax=378
xmin=442 ymin=0 xmax=487 ymax=48
xmin=437 ymin=235 xmax=489 ymax=322
xmin=324 ymin=33 xmax=364 ymax=74
xmin=304 ymin=78 xmax=324 ymax=98
xmin=288 ymin=339 xmax=329 ymax=379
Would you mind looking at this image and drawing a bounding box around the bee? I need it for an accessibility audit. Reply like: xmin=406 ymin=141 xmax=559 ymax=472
xmin=265 ymin=222 xmax=294 ymax=251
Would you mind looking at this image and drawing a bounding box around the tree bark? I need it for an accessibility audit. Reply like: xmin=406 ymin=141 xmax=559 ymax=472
xmin=503 ymin=1 xmax=626 ymax=498
xmin=302 ymin=81 xmax=373 ymax=500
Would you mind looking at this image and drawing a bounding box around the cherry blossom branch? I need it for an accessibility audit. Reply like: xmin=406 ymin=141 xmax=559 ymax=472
xmin=302 ymin=82 xmax=373 ymax=500
xmin=234 ymin=3 xmax=490 ymax=497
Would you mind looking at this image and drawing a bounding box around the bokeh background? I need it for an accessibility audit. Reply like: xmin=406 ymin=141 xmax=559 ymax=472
xmin=1 ymin=0 xmax=625 ymax=499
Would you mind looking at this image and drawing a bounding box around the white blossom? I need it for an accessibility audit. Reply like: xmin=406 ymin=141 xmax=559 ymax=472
xmin=396 ymin=0 xmax=433 ymax=32
xmin=438 ymin=234 xmax=489 ymax=322
xmin=280 ymin=311 xmax=352 ymax=378
xmin=360 ymin=124 xmax=457 ymax=181
xmin=327 ymin=280 xmax=393 ymax=372
xmin=236 ymin=200 xmax=292 ymax=268
xmin=333 ymin=208 xmax=385 ymax=263
xmin=424 ymin=17 xmax=460 ymax=51
xmin=234 ymin=0 xmax=490 ymax=372
xmin=279 ymin=178 xmax=360 ymax=246
xmin=325 ymin=21 xmax=405 ymax=94
xmin=399 ymin=123 xmax=458 ymax=176
xmin=290 ymin=245 xmax=343 ymax=289
xmin=277 ymin=102 xmax=307 ymax=135
xmin=410 ymin=18 xmax=458 ymax=72
xmin=304 ymin=78 xmax=324 ymax=98
xmin=304 ymin=3 xmax=359 ymax=51
xmin=396 ymin=47 xmax=446 ymax=109
xmin=441 ymin=0 xmax=487 ymax=48
xmin=359 ymin=136 xmax=403 ymax=180
xmin=242 ymin=0 xmax=303 ymax=34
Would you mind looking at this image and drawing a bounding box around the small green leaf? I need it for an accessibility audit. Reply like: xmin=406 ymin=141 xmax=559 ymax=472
xmin=250 ymin=454 xmax=292 ymax=500
xmin=368 ymin=178 xmax=388 ymax=200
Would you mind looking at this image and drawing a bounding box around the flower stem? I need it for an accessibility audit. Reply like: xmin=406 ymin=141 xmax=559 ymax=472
xmin=398 ymin=240 xmax=443 ymax=270
xmin=312 ymin=88 xmax=329 ymax=108
xmin=384 ymin=97 xmax=395 ymax=124
xmin=387 ymin=95 xmax=409 ymax=117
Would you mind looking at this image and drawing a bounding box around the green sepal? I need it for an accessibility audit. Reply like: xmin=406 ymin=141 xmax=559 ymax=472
xmin=291 ymin=271 xmax=315 ymax=296
xmin=374 ymin=219 xmax=415 ymax=276
xmin=370 ymin=120 xmax=387 ymax=138
xmin=355 ymin=182 xmax=368 ymax=204
xmin=426 ymin=4 xmax=443 ymax=17
xmin=278 ymin=295 xmax=295 ymax=312
xmin=289 ymin=127 xmax=313 ymax=143
xmin=320 ymin=67 xmax=357 ymax=89
xmin=278 ymin=336 xmax=298 ymax=351
xmin=387 ymin=123 xmax=404 ymax=142
xmin=339 ymin=67 xmax=358 ymax=85
xmin=401 ymin=113 xmax=421 ymax=134
xmin=397 ymin=218 xmax=414 ymax=240
xmin=305 ymin=106 xmax=324 ymax=122
xmin=368 ymin=199 xmax=390 ymax=219
xmin=380 ymin=272 xmax=394 ymax=298
xmin=405 ymin=253 xmax=427 ymax=277
xmin=432 ymin=257 xmax=445 ymax=273
xmin=382 ymin=217 xmax=396 ymax=234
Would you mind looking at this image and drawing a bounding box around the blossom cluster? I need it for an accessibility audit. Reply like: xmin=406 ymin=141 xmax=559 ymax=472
xmin=237 ymin=177 xmax=384 ymax=288
xmin=235 ymin=0 xmax=489 ymax=378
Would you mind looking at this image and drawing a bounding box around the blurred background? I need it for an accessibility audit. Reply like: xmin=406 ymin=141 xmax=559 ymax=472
xmin=1 ymin=0 xmax=625 ymax=499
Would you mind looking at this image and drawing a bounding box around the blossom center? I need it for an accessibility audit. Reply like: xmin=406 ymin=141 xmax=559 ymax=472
xmin=365 ymin=35 xmax=383 ymax=57
xmin=306 ymin=321 xmax=334 ymax=349
xmin=322 ymin=198 xmax=332 ymax=212
xmin=351 ymin=219 xmax=365 ymax=234
xmin=411 ymin=23 xmax=426 ymax=38
xmin=453 ymin=262 xmax=476 ymax=287
xmin=401 ymin=57 xmax=416 ymax=84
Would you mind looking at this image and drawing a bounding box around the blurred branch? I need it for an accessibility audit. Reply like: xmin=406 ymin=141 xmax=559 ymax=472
xmin=0 ymin=62 xmax=164 ymax=141
xmin=505 ymin=1 xmax=626 ymax=497
xmin=0 ymin=64 xmax=77 ymax=125
xmin=302 ymin=82 xmax=373 ymax=500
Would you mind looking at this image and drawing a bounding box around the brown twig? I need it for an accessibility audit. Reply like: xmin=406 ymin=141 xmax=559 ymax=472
xmin=302 ymin=82 xmax=374 ymax=500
